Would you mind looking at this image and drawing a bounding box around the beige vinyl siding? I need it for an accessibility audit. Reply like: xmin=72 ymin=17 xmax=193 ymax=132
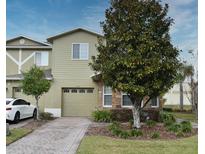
xmin=7 ymin=49 xmax=52 ymax=75
xmin=44 ymin=31 xmax=101 ymax=116
xmin=6 ymin=56 xmax=18 ymax=75
xmin=7 ymin=49 xmax=19 ymax=61
xmin=51 ymin=31 xmax=98 ymax=80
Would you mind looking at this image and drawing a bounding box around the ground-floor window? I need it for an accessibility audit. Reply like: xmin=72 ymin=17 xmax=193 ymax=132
xmin=151 ymin=97 xmax=159 ymax=107
xmin=122 ymin=94 xmax=132 ymax=107
xmin=103 ymin=86 xmax=112 ymax=107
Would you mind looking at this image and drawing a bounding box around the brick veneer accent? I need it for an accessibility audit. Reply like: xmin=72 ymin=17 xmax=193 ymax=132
xmin=97 ymin=81 xmax=158 ymax=109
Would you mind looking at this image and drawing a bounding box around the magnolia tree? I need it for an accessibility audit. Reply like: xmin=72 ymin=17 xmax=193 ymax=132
xmin=22 ymin=66 xmax=51 ymax=120
xmin=90 ymin=0 xmax=181 ymax=128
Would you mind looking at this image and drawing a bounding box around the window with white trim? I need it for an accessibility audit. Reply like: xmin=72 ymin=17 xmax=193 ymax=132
xmin=35 ymin=52 xmax=49 ymax=66
xmin=151 ymin=97 xmax=159 ymax=107
xmin=122 ymin=94 xmax=132 ymax=107
xmin=72 ymin=43 xmax=89 ymax=60
xmin=103 ymin=86 xmax=112 ymax=107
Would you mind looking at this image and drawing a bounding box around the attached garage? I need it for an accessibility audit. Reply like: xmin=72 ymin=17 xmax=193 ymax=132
xmin=62 ymin=87 xmax=97 ymax=116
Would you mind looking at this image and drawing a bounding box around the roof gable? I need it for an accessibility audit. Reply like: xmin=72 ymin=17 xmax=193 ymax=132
xmin=47 ymin=28 xmax=104 ymax=43
xmin=7 ymin=36 xmax=50 ymax=46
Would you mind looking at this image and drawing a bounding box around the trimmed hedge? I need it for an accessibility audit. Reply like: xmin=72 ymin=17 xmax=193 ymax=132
xmin=110 ymin=109 xmax=133 ymax=122
xmin=110 ymin=108 xmax=160 ymax=122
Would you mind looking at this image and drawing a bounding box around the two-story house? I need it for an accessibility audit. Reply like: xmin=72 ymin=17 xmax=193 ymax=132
xmin=6 ymin=28 xmax=159 ymax=117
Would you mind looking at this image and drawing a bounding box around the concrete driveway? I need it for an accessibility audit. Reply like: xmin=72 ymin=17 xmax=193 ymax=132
xmin=7 ymin=117 xmax=91 ymax=154
xmin=8 ymin=118 xmax=33 ymax=129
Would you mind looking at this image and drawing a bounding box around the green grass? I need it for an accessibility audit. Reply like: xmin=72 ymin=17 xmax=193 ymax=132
xmin=77 ymin=135 xmax=197 ymax=154
xmin=164 ymin=105 xmax=192 ymax=110
xmin=171 ymin=112 xmax=197 ymax=123
xmin=6 ymin=128 xmax=32 ymax=145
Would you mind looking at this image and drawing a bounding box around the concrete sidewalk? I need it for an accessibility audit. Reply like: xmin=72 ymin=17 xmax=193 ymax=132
xmin=7 ymin=117 xmax=91 ymax=154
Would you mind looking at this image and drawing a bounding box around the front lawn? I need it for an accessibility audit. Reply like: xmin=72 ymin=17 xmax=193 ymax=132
xmin=7 ymin=128 xmax=32 ymax=145
xmin=171 ymin=112 xmax=197 ymax=123
xmin=77 ymin=135 xmax=197 ymax=154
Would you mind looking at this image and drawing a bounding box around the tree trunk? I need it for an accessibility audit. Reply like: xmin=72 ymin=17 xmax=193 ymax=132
xmin=190 ymin=77 xmax=195 ymax=113
xmin=132 ymin=106 xmax=141 ymax=128
xmin=35 ymin=96 xmax=40 ymax=120
xmin=179 ymin=82 xmax=184 ymax=111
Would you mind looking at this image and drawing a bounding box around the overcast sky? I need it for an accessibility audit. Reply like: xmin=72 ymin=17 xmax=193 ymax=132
xmin=7 ymin=0 xmax=198 ymax=65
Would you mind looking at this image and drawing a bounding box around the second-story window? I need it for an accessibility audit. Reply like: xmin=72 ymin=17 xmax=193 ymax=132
xmin=72 ymin=43 xmax=89 ymax=60
xmin=35 ymin=52 xmax=49 ymax=66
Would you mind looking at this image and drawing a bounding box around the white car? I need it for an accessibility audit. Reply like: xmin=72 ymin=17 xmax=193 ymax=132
xmin=6 ymin=98 xmax=37 ymax=123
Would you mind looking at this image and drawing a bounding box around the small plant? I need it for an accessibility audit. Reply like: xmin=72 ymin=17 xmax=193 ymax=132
xmin=119 ymin=130 xmax=130 ymax=139
xmin=128 ymin=119 xmax=134 ymax=128
xmin=92 ymin=109 xmax=112 ymax=122
xmin=130 ymin=129 xmax=143 ymax=137
xmin=146 ymin=120 xmax=157 ymax=127
xmin=164 ymin=120 xmax=174 ymax=127
xmin=160 ymin=112 xmax=175 ymax=123
xmin=167 ymin=123 xmax=181 ymax=133
xmin=151 ymin=132 xmax=160 ymax=139
xmin=181 ymin=121 xmax=192 ymax=133
xmin=39 ymin=112 xmax=54 ymax=120
xmin=109 ymin=122 xmax=122 ymax=136
xmin=176 ymin=131 xmax=184 ymax=137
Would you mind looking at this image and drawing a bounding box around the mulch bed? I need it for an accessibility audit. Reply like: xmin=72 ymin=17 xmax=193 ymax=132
xmin=86 ymin=122 xmax=197 ymax=140
xmin=22 ymin=119 xmax=53 ymax=130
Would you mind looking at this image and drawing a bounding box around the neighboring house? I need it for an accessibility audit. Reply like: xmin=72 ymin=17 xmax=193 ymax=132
xmin=163 ymin=82 xmax=192 ymax=106
xmin=6 ymin=28 xmax=159 ymax=117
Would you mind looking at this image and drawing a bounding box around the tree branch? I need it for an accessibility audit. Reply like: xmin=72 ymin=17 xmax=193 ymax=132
xmin=141 ymin=97 xmax=151 ymax=109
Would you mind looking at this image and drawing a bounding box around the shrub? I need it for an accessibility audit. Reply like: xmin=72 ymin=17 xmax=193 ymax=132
xmin=110 ymin=108 xmax=160 ymax=122
xmin=39 ymin=112 xmax=54 ymax=120
xmin=146 ymin=120 xmax=157 ymax=127
xmin=181 ymin=121 xmax=192 ymax=133
xmin=160 ymin=112 xmax=175 ymax=124
xmin=119 ymin=130 xmax=130 ymax=139
xmin=164 ymin=121 xmax=174 ymax=127
xmin=92 ymin=110 xmax=112 ymax=122
xmin=167 ymin=123 xmax=181 ymax=133
xmin=151 ymin=132 xmax=160 ymax=139
xmin=141 ymin=109 xmax=160 ymax=122
xmin=162 ymin=107 xmax=173 ymax=112
xmin=110 ymin=109 xmax=133 ymax=122
xmin=108 ymin=122 xmax=122 ymax=136
xmin=176 ymin=131 xmax=184 ymax=137
xmin=130 ymin=129 xmax=143 ymax=137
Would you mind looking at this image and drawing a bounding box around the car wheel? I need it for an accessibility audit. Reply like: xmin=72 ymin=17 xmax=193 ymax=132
xmin=33 ymin=109 xmax=37 ymax=120
xmin=14 ymin=112 xmax=20 ymax=123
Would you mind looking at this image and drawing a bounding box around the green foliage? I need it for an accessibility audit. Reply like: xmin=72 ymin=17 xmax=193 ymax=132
xmin=22 ymin=66 xmax=51 ymax=98
xmin=167 ymin=123 xmax=181 ymax=133
xmin=119 ymin=130 xmax=130 ymax=139
xmin=181 ymin=121 xmax=192 ymax=133
xmin=109 ymin=122 xmax=144 ymax=139
xmin=130 ymin=129 xmax=143 ymax=137
xmin=92 ymin=110 xmax=112 ymax=122
xmin=90 ymin=0 xmax=181 ymax=113
xmin=151 ymin=132 xmax=160 ymax=139
xmin=39 ymin=112 xmax=54 ymax=120
xmin=176 ymin=131 xmax=184 ymax=137
xmin=145 ymin=120 xmax=157 ymax=127
xmin=108 ymin=122 xmax=122 ymax=136
xmin=160 ymin=112 xmax=176 ymax=123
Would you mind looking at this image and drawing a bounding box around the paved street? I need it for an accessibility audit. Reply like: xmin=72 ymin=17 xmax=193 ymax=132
xmin=7 ymin=117 xmax=91 ymax=154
